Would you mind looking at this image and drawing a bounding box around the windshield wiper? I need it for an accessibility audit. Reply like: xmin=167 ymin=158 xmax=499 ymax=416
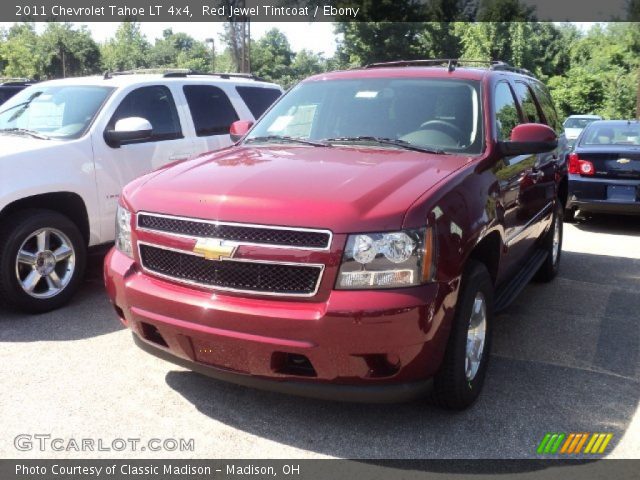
xmin=0 ymin=92 xmax=43 ymax=116
xmin=245 ymin=135 xmax=332 ymax=147
xmin=323 ymin=136 xmax=447 ymax=155
xmin=0 ymin=128 xmax=50 ymax=140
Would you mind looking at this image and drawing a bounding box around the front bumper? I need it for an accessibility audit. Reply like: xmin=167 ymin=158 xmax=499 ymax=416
xmin=567 ymin=175 xmax=640 ymax=215
xmin=104 ymin=248 xmax=457 ymax=402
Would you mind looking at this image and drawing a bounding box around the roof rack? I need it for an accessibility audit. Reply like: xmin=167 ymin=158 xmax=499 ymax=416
xmin=489 ymin=63 xmax=535 ymax=78
xmin=0 ymin=77 xmax=31 ymax=84
xmin=163 ymin=71 xmax=264 ymax=81
xmin=364 ymin=59 xmax=536 ymax=78
xmin=102 ymin=69 xmax=263 ymax=82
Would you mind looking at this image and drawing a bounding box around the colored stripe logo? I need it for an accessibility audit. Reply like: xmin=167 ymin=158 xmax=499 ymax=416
xmin=537 ymin=433 xmax=613 ymax=454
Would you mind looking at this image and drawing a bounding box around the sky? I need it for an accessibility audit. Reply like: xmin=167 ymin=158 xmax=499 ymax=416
xmin=0 ymin=22 xmax=600 ymax=57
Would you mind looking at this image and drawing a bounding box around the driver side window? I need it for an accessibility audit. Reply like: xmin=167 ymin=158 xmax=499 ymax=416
xmin=494 ymin=82 xmax=520 ymax=141
xmin=108 ymin=86 xmax=182 ymax=144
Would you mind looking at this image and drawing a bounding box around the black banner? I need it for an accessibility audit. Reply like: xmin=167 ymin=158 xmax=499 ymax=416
xmin=6 ymin=0 xmax=640 ymax=22
xmin=2 ymin=460 xmax=640 ymax=480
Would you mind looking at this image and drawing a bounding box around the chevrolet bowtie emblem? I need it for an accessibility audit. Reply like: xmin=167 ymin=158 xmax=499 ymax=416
xmin=617 ymin=158 xmax=631 ymax=164
xmin=193 ymin=238 xmax=237 ymax=261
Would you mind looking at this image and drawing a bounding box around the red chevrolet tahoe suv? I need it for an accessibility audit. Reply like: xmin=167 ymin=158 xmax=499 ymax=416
xmin=104 ymin=60 xmax=568 ymax=409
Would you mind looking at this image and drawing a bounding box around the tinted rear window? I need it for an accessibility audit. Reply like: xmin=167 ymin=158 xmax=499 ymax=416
xmin=183 ymin=85 xmax=239 ymax=136
xmin=581 ymin=123 xmax=640 ymax=145
xmin=236 ymin=86 xmax=281 ymax=119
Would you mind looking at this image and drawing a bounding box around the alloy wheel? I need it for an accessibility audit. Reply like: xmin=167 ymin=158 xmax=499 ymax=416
xmin=465 ymin=292 xmax=487 ymax=381
xmin=14 ymin=228 xmax=76 ymax=299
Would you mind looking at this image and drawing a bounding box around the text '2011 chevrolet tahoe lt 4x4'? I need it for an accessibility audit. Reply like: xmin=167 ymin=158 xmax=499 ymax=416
xmin=105 ymin=60 xmax=568 ymax=409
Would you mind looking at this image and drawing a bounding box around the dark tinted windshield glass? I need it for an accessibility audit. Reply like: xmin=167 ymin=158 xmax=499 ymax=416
xmin=247 ymin=78 xmax=483 ymax=154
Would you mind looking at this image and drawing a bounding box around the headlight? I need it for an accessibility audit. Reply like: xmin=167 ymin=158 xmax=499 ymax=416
xmin=336 ymin=228 xmax=435 ymax=289
xmin=115 ymin=205 xmax=133 ymax=258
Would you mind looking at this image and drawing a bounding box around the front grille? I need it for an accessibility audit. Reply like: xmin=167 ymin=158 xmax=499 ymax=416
xmin=139 ymin=244 xmax=322 ymax=296
xmin=138 ymin=213 xmax=331 ymax=249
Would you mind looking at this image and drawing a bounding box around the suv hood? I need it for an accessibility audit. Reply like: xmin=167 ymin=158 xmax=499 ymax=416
xmin=125 ymin=145 xmax=471 ymax=233
xmin=0 ymin=134 xmax=63 ymax=155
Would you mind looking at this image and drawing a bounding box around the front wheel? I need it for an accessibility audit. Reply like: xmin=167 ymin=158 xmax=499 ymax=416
xmin=432 ymin=261 xmax=494 ymax=410
xmin=0 ymin=210 xmax=86 ymax=313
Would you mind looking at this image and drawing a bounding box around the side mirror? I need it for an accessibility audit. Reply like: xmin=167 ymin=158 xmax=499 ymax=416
xmin=498 ymin=123 xmax=557 ymax=156
xmin=104 ymin=117 xmax=153 ymax=148
xmin=230 ymin=120 xmax=254 ymax=143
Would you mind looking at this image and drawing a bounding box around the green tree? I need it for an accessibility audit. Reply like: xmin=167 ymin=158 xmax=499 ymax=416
xmin=101 ymin=21 xmax=150 ymax=71
xmin=549 ymin=23 xmax=640 ymax=119
xmin=39 ymin=23 xmax=100 ymax=78
xmin=148 ymin=29 xmax=211 ymax=72
xmin=250 ymin=28 xmax=295 ymax=85
xmin=332 ymin=0 xmax=429 ymax=67
xmin=0 ymin=23 xmax=44 ymax=79
xmin=291 ymin=49 xmax=326 ymax=82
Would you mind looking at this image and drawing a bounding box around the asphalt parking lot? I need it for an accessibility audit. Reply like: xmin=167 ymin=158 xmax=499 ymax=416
xmin=1 ymin=215 xmax=638 ymax=459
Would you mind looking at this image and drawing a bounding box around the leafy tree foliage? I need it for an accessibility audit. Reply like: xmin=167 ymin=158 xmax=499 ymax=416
xmin=40 ymin=23 xmax=100 ymax=78
xmin=101 ymin=21 xmax=150 ymax=71
xmin=0 ymin=23 xmax=44 ymax=80
xmin=250 ymin=29 xmax=327 ymax=88
xmin=148 ymin=29 xmax=211 ymax=72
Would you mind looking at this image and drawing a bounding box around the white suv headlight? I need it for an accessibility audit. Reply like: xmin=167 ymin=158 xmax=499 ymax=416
xmin=115 ymin=205 xmax=133 ymax=258
xmin=336 ymin=228 xmax=435 ymax=289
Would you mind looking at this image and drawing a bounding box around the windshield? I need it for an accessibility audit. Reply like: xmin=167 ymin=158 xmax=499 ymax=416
xmin=564 ymin=117 xmax=598 ymax=129
xmin=0 ymin=85 xmax=114 ymax=139
xmin=246 ymin=78 xmax=484 ymax=155
xmin=580 ymin=123 xmax=640 ymax=146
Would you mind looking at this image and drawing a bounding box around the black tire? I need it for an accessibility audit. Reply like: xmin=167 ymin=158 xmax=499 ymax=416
xmin=535 ymin=202 xmax=563 ymax=282
xmin=0 ymin=209 xmax=86 ymax=313
xmin=564 ymin=207 xmax=576 ymax=223
xmin=432 ymin=261 xmax=494 ymax=410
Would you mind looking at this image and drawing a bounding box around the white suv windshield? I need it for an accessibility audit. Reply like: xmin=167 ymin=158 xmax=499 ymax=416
xmin=564 ymin=118 xmax=598 ymax=129
xmin=0 ymin=85 xmax=113 ymax=139
xmin=246 ymin=78 xmax=483 ymax=154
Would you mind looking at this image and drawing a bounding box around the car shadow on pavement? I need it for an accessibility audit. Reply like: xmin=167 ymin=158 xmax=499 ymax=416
xmin=0 ymin=251 xmax=124 ymax=341
xmin=164 ymin=248 xmax=639 ymax=460
xmin=571 ymin=213 xmax=640 ymax=236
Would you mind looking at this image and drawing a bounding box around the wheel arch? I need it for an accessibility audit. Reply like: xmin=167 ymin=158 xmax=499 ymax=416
xmin=557 ymin=174 xmax=568 ymax=209
xmin=466 ymin=230 xmax=502 ymax=286
xmin=0 ymin=192 xmax=90 ymax=245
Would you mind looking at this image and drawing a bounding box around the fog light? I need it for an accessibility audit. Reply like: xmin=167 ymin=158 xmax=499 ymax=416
xmin=339 ymin=269 xmax=414 ymax=288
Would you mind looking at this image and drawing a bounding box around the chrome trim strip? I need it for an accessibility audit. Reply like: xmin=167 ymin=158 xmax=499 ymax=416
xmin=136 ymin=211 xmax=333 ymax=251
xmin=505 ymin=201 xmax=554 ymax=247
xmin=137 ymin=241 xmax=325 ymax=298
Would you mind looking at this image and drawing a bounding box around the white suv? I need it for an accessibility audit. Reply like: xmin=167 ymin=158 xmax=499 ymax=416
xmin=0 ymin=72 xmax=282 ymax=312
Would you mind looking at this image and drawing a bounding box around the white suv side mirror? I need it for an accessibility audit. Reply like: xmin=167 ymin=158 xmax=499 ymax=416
xmin=104 ymin=117 xmax=153 ymax=148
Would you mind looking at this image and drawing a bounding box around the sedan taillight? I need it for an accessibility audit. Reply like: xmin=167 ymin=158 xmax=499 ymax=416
xmin=568 ymin=153 xmax=595 ymax=176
